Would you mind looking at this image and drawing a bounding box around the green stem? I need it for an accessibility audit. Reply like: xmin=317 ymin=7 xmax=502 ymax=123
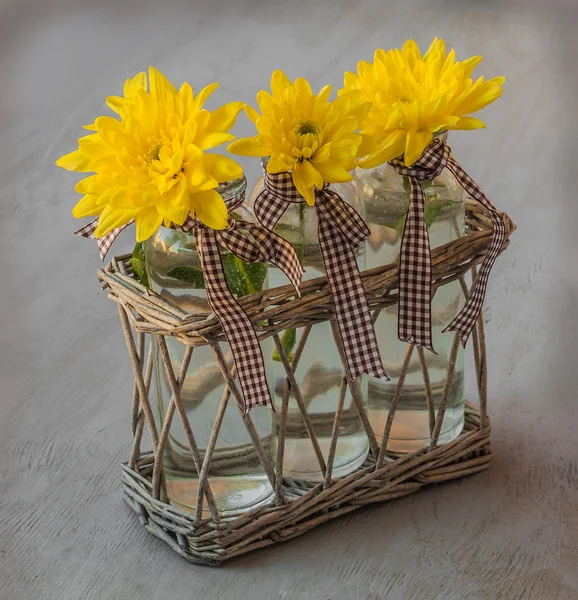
xmin=273 ymin=203 xmax=306 ymax=360
xmin=233 ymin=255 xmax=256 ymax=295
xmin=295 ymin=201 xmax=305 ymax=264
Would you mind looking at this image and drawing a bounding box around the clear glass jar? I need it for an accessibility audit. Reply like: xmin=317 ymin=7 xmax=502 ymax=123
xmin=143 ymin=178 xmax=275 ymax=515
xmin=354 ymin=134 xmax=466 ymax=452
xmin=248 ymin=176 xmax=369 ymax=481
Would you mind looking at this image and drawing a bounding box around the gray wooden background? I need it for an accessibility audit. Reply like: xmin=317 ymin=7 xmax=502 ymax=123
xmin=1 ymin=0 xmax=577 ymax=598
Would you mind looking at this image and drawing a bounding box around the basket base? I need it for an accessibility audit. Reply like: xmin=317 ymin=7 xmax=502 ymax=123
xmin=121 ymin=402 xmax=491 ymax=565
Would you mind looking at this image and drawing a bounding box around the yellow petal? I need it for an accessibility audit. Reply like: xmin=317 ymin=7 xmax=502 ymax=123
xmin=123 ymin=71 xmax=146 ymax=96
xmin=193 ymin=82 xmax=219 ymax=111
xmin=462 ymin=55 xmax=483 ymax=78
xmin=228 ymin=137 xmax=272 ymax=157
xmin=356 ymin=135 xmax=379 ymax=159
xmin=202 ymin=154 xmax=244 ymax=182
xmin=299 ymin=159 xmax=324 ymax=189
xmin=292 ymin=162 xmax=316 ymax=206
xmin=134 ymin=207 xmax=164 ymax=242
xmin=94 ymin=205 xmax=137 ymax=238
xmin=311 ymin=143 xmax=331 ymax=163
xmin=401 ymin=39 xmax=421 ymax=67
xmin=55 ymin=149 xmax=91 ymax=172
xmin=423 ymin=37 xmax=445 ymax=61
xmin=130 ymin=71 xmax=147 ymax=92
xmin=359 ymin=130 xmax=406 ymax=169
xmin=426 ymin=116 xmax=460 ymax=132
xmin=404 ymin=130 xmax=433 ymax=166
xmin=71 ymin=195 xmax=102 ymax=218
xmin=208 ymin=101 xmax=244 ymax=133
xmin=486 ymin=76 xmax=506 ymax=86
xmin=105 ymin=95 xmax=125 ymax=115
xmin=178 ymin=81 xmax=193 ymax=108
xmin=453 ymin=116 xmax=486 ymax=130
xmin=158 ymin=181 xmax=189 ymax=226
xmin=107 ymin=189 xmax=139 ymax=208
xmin=342 ymin=71 xmax=360 ymax=90
xmin=314 ymin=161 xmax=353 ymax=183
xmin=244 ymin=104 xmax=261 ymax=124
xmin=148 ymin=66 xmax=176 ymax=101
xmin=198 ymin=132 xmax=235 ymax=150
xmin=455 ymin=82 xmax=503 ymax=114
xmin=256 ymin=90 xmax=275 ymax=118
xmin=294 ymin=77 xmax=312 ymax=97
xmin=316 ymin=85 xmax=332 ymax=106
xmin=270 ymin=70 xmax=293 ymax=97
xmin=190 ymin=189 xmax=228 ymax=230
xmin=74 ymin=175 xmax=100 ymax=194
xmin=186 ymin=159 xmax=212 ymax=189
xmin=266 ymin=154 xmax=295 ymax=173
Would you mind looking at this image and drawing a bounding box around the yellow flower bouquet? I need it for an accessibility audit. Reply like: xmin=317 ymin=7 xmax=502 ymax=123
xmin=229 ymin=70 xmax=388 ymax=481
xmin=54 ymin=43 xmax=514 ymax=559
xmin=56 ymin=68 xmax=306 ymax=516
xmin=57 ymin=66 xmax=245 ymax=240
xmin=342 ymin=38 xmax=506 ymax=452
xmin=344 ymin=37 xmax=504 ymax=167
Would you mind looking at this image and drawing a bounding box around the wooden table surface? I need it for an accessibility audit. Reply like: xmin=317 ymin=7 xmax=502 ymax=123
xmin=1 ymin=1 xmax=577 ymax=598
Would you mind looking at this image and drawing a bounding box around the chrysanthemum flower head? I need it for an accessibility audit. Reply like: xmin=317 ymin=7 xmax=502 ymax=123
xmin=343 ymin=38 xmax=505 ymax=167
xmin=228 ymin=70 xmax=371 ymax=206
xmin=56 ymin=67 xmax=244 ymax=241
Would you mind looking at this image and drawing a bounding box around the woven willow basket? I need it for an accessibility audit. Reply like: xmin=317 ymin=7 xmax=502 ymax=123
xmin=99 ymin=199 xmax=514 ymax=566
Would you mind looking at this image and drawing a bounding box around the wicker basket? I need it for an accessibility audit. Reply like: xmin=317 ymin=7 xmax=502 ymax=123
xmin=99 ymin=199 xmax=514 ymax=566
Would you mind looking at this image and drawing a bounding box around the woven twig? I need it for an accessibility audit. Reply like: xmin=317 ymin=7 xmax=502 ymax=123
xmin=101 ymin=200 xmax=515 ymax=565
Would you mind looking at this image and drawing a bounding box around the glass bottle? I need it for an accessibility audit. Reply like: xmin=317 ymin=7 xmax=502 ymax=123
xmin=143 ymin=177 xmax=275 ymax=515
xmin=354 ymin=133 xmax=466 ymax=452
xmin=248 ymin=174 xmax=369 ymax=481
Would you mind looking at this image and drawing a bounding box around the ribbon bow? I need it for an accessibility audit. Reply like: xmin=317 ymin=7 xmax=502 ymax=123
xmin=390 ymin=137 xmax=507 ymax=350
xmin=76 ymin=190 xmax=304 ymax=415
xmin=255 ymin=167 xmax=388 ymax=383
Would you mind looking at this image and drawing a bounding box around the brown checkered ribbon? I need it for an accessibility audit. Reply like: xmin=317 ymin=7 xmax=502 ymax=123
xmin=390 ymin=137 xmax=506 ymax=350
xmin=76 ymin=192 xmax=304 ymax=414
xmin=254 ymin=167 xmax=388 ymax=383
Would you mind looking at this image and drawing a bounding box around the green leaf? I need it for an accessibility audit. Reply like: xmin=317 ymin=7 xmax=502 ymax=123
xmin=221 ymin=254 xmax=267 ymax=298
xmin=167 ymin=256 xmax=267 ymax=296
xmin=272 ymin=328 xmax=297 ymax=363
xmin=240 ymin=260 xmax=267 ymax=294
xmin=131 ymin=242 xmax=149 ymax=288
xmin=425 ymin=196 xmax=453 ymax=229
xmin=167 ymin=266 xmax=205 ymax=288
xmin=221 ymin=254 xmax=247 ymax=297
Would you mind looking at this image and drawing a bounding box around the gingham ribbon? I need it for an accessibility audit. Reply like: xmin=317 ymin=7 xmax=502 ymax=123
xmin=255 ymin=168 xmax=388 ymax=383
xmin=76 ymin=192 xmax=304 ymax=414
xmin=390 ymin=137 xmax=506 ymax=350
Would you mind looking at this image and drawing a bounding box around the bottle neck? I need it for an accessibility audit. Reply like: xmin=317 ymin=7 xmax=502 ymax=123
xmin=218 ymin=176 xmax=247 ymax=203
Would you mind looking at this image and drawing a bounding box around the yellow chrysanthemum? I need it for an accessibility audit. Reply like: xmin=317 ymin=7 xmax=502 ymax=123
xmin=228 ymin=70 xmax=371 ymax=206
xmin=56 ymin=67 xmax=244 ymax=241
xmin=343 ymin=38 xmax=505 ymax=167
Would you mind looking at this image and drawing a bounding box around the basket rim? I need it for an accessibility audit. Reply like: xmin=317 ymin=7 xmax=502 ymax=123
xmin=98 ymin=200 xmax=515 ymax=343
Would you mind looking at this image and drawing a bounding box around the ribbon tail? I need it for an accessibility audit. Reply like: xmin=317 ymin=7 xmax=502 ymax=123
xmin=74 ymin=218 xmax=131 ymax=261
xmin=74 ymin=217 xmax=99 ymax=238
xmin=398 ymin=177 xmax=436 ymax=352
xmin=317 ymin=211 xmax=388 ymax=382
xmin=442 ymin=157 xmax=507 ymax=346
xmin=196 ymin=229 xmax=274 ymax=415
xmin=248 ymin=226 xmax=304 ymax=296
